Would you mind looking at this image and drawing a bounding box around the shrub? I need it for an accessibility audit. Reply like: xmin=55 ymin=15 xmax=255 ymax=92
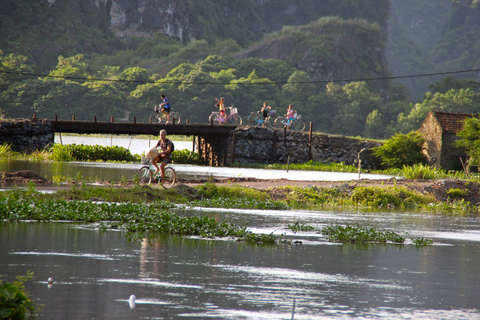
xmin=373 ymin=131 xmax=426 ymax=168
xmin=51 ymin=143 xmax=137 ymax=162
xmin=401 ymin=163 xmax=445 ymax=179
xmin=172 ymin=149 xmax=203 ymax=164
xmin=0 ymin=271 xmax=40 ymax=319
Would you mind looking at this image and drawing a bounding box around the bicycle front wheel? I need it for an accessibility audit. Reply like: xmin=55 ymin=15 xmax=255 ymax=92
xmin=135 ymin=166 xmax=152 ymax=185
xmin=149 ymin=112 xmax=161 ymax=124
xmin=229 ymin=114 xmax=242 ymax=125
xmin=291 ymin=119 xmax=306 ymax=131
xmin=159 ymin=167 xmax=176 ymax=189
xmin=170 ymin=112 xmax=181 ymax=124
xmin=247 ymin=113 xmax=261 ymax=127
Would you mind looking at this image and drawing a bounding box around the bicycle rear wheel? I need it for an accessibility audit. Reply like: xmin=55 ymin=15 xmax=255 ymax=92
xmin=169 ymin=112 xmax=181 ymax=124
xmin=159 ymin=167 xmax=176 ymax=188
xmin=291 ymin=119 xmax=306 ymax=131
xmin=266 ymin=114 xmax=278 ymax=128
xmin=273 ymin=118 xmax=286 ymax=129
xmin=135 ymin=166 xmax=152 ymax=185
xmin=149 ymin=112 xmax=161 ymax=124
xmin=247 ymin=113 xmax=261 ymax=127
xmin=208 ymin=113 xmax=221 ymax=125
xmin=229 ymin=114 xmax=242 ymax=125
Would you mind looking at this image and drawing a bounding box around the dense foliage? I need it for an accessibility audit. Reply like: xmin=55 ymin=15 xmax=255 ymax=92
xmin=373 ymin=131 xmax=426 ymax=168
xmin=455 ymin=116 xmax=480 ymax=166
xmin=1 ymin=1 xmax=480 ymax=139
xmin=0 ymin=271 xmax=40 ymax=319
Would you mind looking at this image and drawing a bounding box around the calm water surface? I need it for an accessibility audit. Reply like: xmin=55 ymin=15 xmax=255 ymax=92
xmin=1 ymin=135 xmax=478 ymax=319
xmin=1 ymin=207 xmax=480 ymax=320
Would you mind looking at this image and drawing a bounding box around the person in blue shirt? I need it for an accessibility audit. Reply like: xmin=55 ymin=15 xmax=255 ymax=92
xmin=159 ymin=94 xmax=171 ymax=123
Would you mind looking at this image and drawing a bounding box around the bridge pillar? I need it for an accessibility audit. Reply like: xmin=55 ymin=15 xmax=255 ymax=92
xmin=198 ymin=134 xmax=229 ymax=166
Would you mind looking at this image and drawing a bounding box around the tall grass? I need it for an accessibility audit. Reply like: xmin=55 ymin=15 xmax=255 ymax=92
xmin=400 ymin=163 xmax=445 ymax=179
xmin=0 ymin=143 xmax=12 ymax=157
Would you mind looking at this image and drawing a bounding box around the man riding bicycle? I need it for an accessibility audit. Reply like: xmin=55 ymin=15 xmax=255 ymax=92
xmin=158 ymin=94 xmax=171 ymax=123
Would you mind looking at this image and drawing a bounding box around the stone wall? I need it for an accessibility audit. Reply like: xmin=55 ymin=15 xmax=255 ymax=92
xmin=229 ymin=127 xmax=384 ymax=170
xmin=0 ymin=119 xmax=54 ymax=152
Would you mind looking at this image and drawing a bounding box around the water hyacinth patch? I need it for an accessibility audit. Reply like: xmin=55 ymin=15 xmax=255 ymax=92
xmin=0 ymin=191 xmax=284 ymax=245
xmin=189 ymin=197 xmax=289 ymax=210
xmin=321 ymin=224 xmax=406 ymax=244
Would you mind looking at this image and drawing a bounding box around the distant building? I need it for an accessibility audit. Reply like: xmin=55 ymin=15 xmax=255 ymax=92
xmin=419 ymin=111 xmax=476 ymax=170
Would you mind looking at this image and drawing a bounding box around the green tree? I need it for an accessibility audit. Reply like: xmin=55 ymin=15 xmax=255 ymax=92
xmin=364 ymin=109 xmax=384 ymax=138
xmin=373 ymin=131 xmax=426 ymax=168
xmin=428 ymin=76 xmax=480 ymax=95
xmin=396 ymin=88 xmax=480 ymax=133
xmin=118 ymin=67 xmax=150 ymax=93
xmin=49 ymin=54 xmax=89 ymax=81
xmin=455 ymin=116 xmax=480 ymax=165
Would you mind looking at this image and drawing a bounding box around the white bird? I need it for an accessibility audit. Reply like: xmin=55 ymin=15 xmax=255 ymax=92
xmin=47 ymin=277 xmax=53 ymax=285
xmin=129 ymin=294 xmax=136 ymax=309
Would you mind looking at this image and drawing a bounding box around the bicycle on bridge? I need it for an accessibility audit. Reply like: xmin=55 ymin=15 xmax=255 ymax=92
xmin=246 ymin=109 xmax=278 ymax=128
xmin=149 ymin=105 xmax=181 ymax=124
xmin=273 ymin=112 xmax=306 ymax=131
xmin=208 ymin=106 xmax=242 ymax=125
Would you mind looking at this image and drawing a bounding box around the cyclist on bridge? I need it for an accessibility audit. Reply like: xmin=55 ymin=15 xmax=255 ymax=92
xmin=158 ymin=94 xmax=172 ymax=123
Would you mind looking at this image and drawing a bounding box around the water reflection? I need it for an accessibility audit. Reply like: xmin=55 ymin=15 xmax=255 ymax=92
xmin=2 ymin=205 xmax=479 ymax=319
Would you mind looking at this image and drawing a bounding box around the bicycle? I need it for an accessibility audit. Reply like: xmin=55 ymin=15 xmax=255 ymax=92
xmin=246 ymin=109 xmax=278 ymax=128
xmin=273 ymin=113 xmax=306 ymax=131
xmin=149 ymin=105 xmax=181 ymax=124
xmin=135 ymin=161 xmax=176 ymax=188
xmin=208 ymin=106 xmax=242 ymax=125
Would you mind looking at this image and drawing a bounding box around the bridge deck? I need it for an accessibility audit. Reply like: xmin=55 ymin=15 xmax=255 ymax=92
xmin=51 ymin=120 xmax=238 ymax=136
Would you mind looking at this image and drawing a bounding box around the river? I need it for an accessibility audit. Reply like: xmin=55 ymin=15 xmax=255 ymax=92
xmin=1 ymin=135 xmax=479 ymax=319
xmin=1 ymin=207 xmax=480 ymax=320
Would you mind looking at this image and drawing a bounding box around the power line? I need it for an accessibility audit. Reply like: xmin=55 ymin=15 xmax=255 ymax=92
xmin=2 ymin=68 xmax=480 ymax=85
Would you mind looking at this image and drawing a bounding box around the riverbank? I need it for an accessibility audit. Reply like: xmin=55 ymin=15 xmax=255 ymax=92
xmin=2 ymin=170 xmax=480 ymax=207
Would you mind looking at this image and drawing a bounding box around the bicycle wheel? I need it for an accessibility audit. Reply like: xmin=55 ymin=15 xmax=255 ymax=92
xmin=135 ymin=166 xmax=152 ymax=185
xmin=247 ymin=113 xmax=261 ymax=127
xmin=229 ymin=114 xmax=242 ymax=125
xmin=149 ymin=112 xmax=161 ymax=124
xmin=159 ymin=167 xmax=176 ymax=188
xmin=169 ymin=112 xmax=181 ymax=124
xmin=267 ymin=114 xmax=278 ymax=128
xmin=291 ymin=119 xmax=306 ymax=131
xmin=273 ymin=118 xmax=286 ymax=129
xmin=208 ymin=113 xmax=221 ymax=125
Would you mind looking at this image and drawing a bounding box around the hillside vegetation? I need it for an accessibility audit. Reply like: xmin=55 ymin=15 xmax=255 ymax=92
xmin=1 ymin=0 xmax=480 ymax=139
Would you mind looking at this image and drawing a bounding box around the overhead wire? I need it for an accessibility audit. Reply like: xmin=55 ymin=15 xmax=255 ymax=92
xmin=1 ymin=68 xmax=480 ymax=85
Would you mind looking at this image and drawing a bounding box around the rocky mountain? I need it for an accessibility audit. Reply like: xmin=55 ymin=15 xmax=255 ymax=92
xmin=1 ymin=0 xmax=479 ymax=100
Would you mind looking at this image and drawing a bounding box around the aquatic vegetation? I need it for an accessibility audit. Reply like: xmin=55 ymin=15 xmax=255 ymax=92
xmin=411 ymin=237 xmax=433 ymax=247
xmin=0 ymin=270 xmax=41 ymax=319
xmin=321 ymin=224 xmax=406 ymax=244
xmin=286 ymin=222 xmax=315 ymax=233
xmin=0 ymin=143 xmax=12 ymax=156
xmin=189 ymin=197 xmax=288 ymax=210
xmin=0 ymin=189 xmax=284 ymax=245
